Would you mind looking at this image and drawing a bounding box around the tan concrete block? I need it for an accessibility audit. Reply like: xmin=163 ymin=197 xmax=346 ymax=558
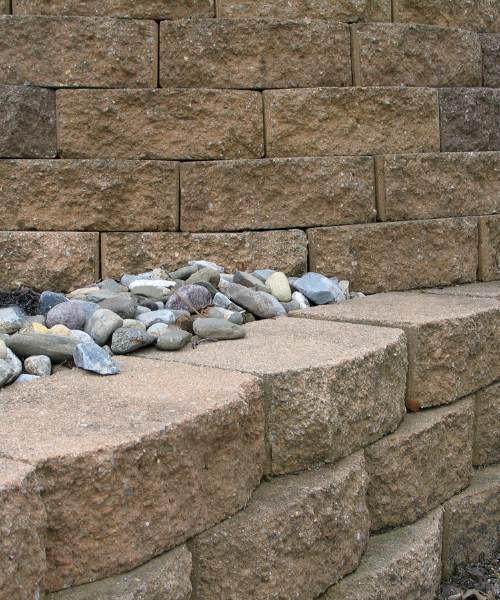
xmin=479 ymin=215 xmax=500 ymax=281
xmin=423 ymin=280 xmax=500 ymax=299
xmin=0 ymin=459 xmax=46 ymax=600
xmin=0 ymin=357 xmax=264 ymax=590
xmin=57 ymin=89 xmax=264 ymax=160
xmin=0 ymin=231 xmax=99 ymax=293
xmin=322 ymin=507 xmax=443 ymax=600
xmin=364 ymin=398 xmax=473 ymax=531
xmin=308 ymin=218 xmax=478 ymax=294
xmin=1 ymin=0 xmax=10 ymax=13
xmin=482 ymin=34 xmax=500 ymax=87
xmin=160 ymin=19 xmax=351 ymax=90
xmin=12 ymin=0 xmax=214 ymax=19
xmin=46 ymin=545 xmax=192 ymax=600
xmin=191 ymin=453 xmax=369 ymax=600
xmin=393 ymin=0 xmax=500 ymax=33
xmin=263 ymin=87 xmax=440 ymax=157
xmin=355 ymin=24 xmax=482 ymax=87
xmin=381 ymin=152 xmax=500 ymax=221
xmin=0 ymin=17 xmax=157 ymax=88
xmin=138 ymin=317 xmax=407 ymax=475
xmin=180 ymin=156 xmax=376 ymax=232
xmin=216 ymin=0 xmax=390 ymax=22
xmin=101 ymin=229 xmax=308 ymax=279
xmin=442 ymin=464 xmax=500 ymax=579
xmin=291 ymin=292 xmax=500 ymax=408
xmin=472 ymin=382 xmax=500 ymax=466
xmin=0 ymin=159 xmax=179 ymax=232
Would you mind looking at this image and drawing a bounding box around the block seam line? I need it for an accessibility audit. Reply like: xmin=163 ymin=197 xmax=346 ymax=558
xmin=374 ymin=155 xmax=386 ymax=222
xmin=349 ymin=24 xmax=362 ymax=86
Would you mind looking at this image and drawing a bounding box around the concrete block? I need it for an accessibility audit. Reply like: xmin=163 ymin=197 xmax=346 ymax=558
xmin=423 ymin=281 xmax=500 ymax=300
xmin=190 ymin=453 xmax=370 ymax=600
xmin=0 ymin=159 xmax=179 ymax=232
xmin=0 ymin=16 xmax=157 ymax=88
xmin=1 ymin=0 xmax=10 ymax=13
xmin=308 ymin=218 xmax=478 ymax=294
xmin=0 ymin=85 xmax=56 ymax=158
xmin=263 ymin=87 xmax=440 ymax=157
xmin=180 ymin=156 xmax=376 ymax=232
xmin=482 ymin=34 xmax=500 ymax=87
xmin=479 ymin=215 xmax=500 ymax=281
xmin=472 ymin=382 xmax=500 ymax=466
xmin=57 ymin=89 xmax=264 ymax=160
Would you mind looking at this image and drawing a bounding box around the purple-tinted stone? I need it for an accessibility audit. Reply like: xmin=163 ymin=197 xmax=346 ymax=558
xmin=165 ymin=285 xmax=212 ymax=313
xmin=46 ymin=300 xmax=86 ymax=330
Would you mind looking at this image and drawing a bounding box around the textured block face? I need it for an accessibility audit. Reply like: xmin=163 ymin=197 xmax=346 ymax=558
xmin=479 ymin=215 xmax=500 ymax=281
xmin=0 ymin=17 xmax=157 ymax=88
xmin=472 ymin=382 xmax=500 ymax=466
xmin=1 ymin=0 xmax=9 ymax=12
xmin=0 ymin=459 xmax=46 ymax=600
xmin=191 ymin=454 xmax=370 ymax=600
xmin=0 ymin=231 xmax=99 ymax=292
xmin=364 ymin=398 xmax=473 ymax=532
xmin=355 ymin=24 xmax=482 ymax=87
xmin=291 ymin=292 xmax=500 ymax=408
xmin=160 ymin=19 xmax=351 ymax=89
xmin=0 ymin=159 xmax=179 ymax=232
xmin=308 ymin=218 xmax=478 ymax=294
xmin=442 ymin=464 xmax=500 ymax=579
xmin=440 ymin=88 xmax=500 ymax=152
xmin=382 ymin=152 xmax=500 ymax=221
xmin=0 ymin=358 xmax=264 ymax=590
xmin=0 ymin=85 xmax=56 ymax=158
xmin=264 ymin=87 xmax=440 ymax=157
xmin=101 ymin=229 xmax=308 ymax=279
xmin=322 ymin=508 xmax=443 ymax=600
xmin=57 ymin=89 xmax=264 ymax=160
xmin=482 ymin=34 xmax=500 ymax=87
xmin=180 ymin=157 xmax=376 ymax=232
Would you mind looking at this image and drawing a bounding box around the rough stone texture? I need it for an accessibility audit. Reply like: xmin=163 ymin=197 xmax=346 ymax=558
xmin=215 ymin=0 xmax=391 ymax=22
xmin=479 ymin=215 xmax=500 ymax=281
xmin=322 ymin=507 xmax=443 ymax=600
xmin=440 ymin=88 xmax=500 ymax=152
xmin=364 ymin=398 xmax=473 ymax=532
xmin=482 ymin=34 xmax=500 ymax=87
xmin=0 ymin=458 xmax=46 ymax=600
xmin=57 ymin=89 xmax=264 ymax=160
xmin=46 ymin=545 xmax=192 ymax=600
xmin=180 ymin=156 xmax=376 ymax=232
xmin=381 ymin=152 xmax=500 ymax=221
xmin=0 ymin=17 xmax=157 ymax=88
xmin=191 ymin=453 xmax=369 ymax=600
xmin=0 ymin=159 xmax=179 ymax=232
xmin=423 ymin=280 xmax=500 ymax=300
xmin=101 ymin=230 xmax=308 ymax=279
xmin=0 ymin=357 xmax=264 ymax=590
xmin=264 ymin=87 xmax=440 ymax=157
xmin=0 ymin=0 xmax=9 ymax=13
xmin=355 ymin=23 xmax=482 ymax=87
xmin=139 ymin=317 xmax=407 ymax=475
xmin=0 ymin=85 xmax=56 ymax=158
xmin=12 ymin=0 xmax=214 ymax=18
xmin=160 ymin=19 xmax=351 ymax=89
xmin=392 ymin=0 xmax=500 ymax=32
xmin=442 ymin=464 xmax=500 ymax=579
xmin=0 ymin=232 xmax=99 ymax=292
xmin=291 ymin=292 xmax=500 ymax=408
xmin=308 ymin=218 xmax=478 ymax=294
xmin=472 ymin=382 xmax=500 ymax=466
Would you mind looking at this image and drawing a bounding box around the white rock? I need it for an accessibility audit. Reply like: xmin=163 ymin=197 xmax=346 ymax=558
xmin=266 ymin=272 xmax=292 ymax=303
xmin=292 ymin=291 xmax=310 ymax=309
xmin=188 ymin=260 xmax=225 ymax=273
xmin=147 ymin=323 xmax=170 ymax=336
xmin=0 ymin=338 xmax=7 ymax=359
xmin=137 ymin=309 xmax=176 ymax=328
xmin=70 ymin=330 xmax=94 ymax=344
xmin=129 ymin=279 xmax=176 ymax=291
xmin=339 ymin=280 xmax=350 ymax=296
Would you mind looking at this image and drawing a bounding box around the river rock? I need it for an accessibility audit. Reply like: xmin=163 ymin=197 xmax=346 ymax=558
xmin=24 ymin=355 xmax=52 ymax=376
xmin=293 ymin=272 xmax=346 ymax=305
xmin=4 ymin=348 xmax=22 ymax=384
xmin=86 ymin=290 xmax=123 ymax=304
xmin=193 ymin=280 xmax=218 ymax=297
xmin=73 ymin=342 xmax=120 ymax=375
xmin=259 ymin=291 xmax=287 ymax=317
xmin=151 ymin=269 xmax=169 ymax=280
xmin=169 ymin=265 xmax=199 ymax=280
xmin=121 ymin=273 xmax=151 ymax=287
xmin=233 ymin=271 xmax=270 ymax=293
xmin=175 ymin=314 xmax=196 ymax=334
xmin=23 ymin=315 xmax=46 ymax=326
xmin=129 ymin=279 xmax=176 ymax=291
xmin=0 ymin=306 xmax=26 ymax=334
xmin=99 ymin=279 xmax=127 ymax=293
xmin=252 ymin=269 xmax=276 ymax=283
xmin=193 ymin=318 xmax=246 ymax=340
xmin=78 ymin=301 xmax=101 ymax=324
xmin=6 ymin=332 xmax=80 ymax=362
xmin=110 ymin=328 xmax=157 ymax=355
xmin=48 ymin=324 xmax=73 ymax=337
xmin=121 ymin=319 xmax=147 ymax=332
xmin=70 ymin=330 xmax=94 ymax=344
xmin=266 ymin=272 xmax=292 ymax=302
xmin=0 ymin=338 xmax=6 ymax=359
xmin=67 ymin=286 xmax=99 ymax=299
xmin=138 ymin=300 xmax=158 ymax=311
xmin=282 ymin=300 xmax=301 ymax=313
xmin=292 ymin=291 xmax=310 ymax=309
xmin=132 ymin=286 xmax=172 ymax=301
xmin=13 ymin=374 xmax=40 ymax=384
xmin=186 ymin=267 xmax=220 ymax=287
xmin=84 ymin=309 xmax=123 ymax=346
xmin=99 ymin=295 xmax=138 ymax=320
xmin=213 ymin=292 xmax=244 ymax=312
xmin=38 ymin=291 xmax=68 ymax=316
xmin=46 ymin=300 xmax=86 ymax=330
xmin=188 ymin=260 xmax=224 ymax=273
xmin=147 ymin=322 xmax=170 ymax=336
xmin=156 ymin=328 xmax=192 ymax=350
xmin=207 ymin=307 xmax=244 ymax=325
xmin=165 ymin=285 xmax=212 ymax=313
xmin=135 ymin=306 xmax=151 ymax=317
xmin=23 ymin=322 xmax=48 ymax=334
xmin=0 ymin=360 xmax=12 ymax=387
xmin=225 ymin=283 xmax=277 ymax=319
xmin=137 ymin=309 xmax=176 ymax=329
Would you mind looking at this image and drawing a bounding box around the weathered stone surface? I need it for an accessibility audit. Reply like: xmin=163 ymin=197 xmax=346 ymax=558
xmin=216 ymin=0 xmax=390 ymax=21
xmin=482 ymin=34 xmax=500 ymax=86
xmin=156 ymin=328 xmax=192 ymax=351
xmin=292 ymin=291 xmax=500 ymax=408
xmin=479 ymin=215 xmax=500 ymax=281
xmin=263 ymin=87 xmax=440 ymax=157
xmin=472 ymin=382 xmax=500 ymax=466
xmin=308 ymin=218 xmax=478 ymax=294
xmin=191 ymin=453 xmax=369 ymax=600
xmin=0 ymin=357 xmax=264 ymax=590
xmin=364 ymin=398 xmax=473 ymax=532
xmin=393 ymin=0 xmax=500 ymax=32
xmin=424 ymin=280 xmax=500 ymax=299
xmin=0 ymin=159 xmax=179 ymax=231
xmin=354 ymin=23 xmax=482 ymax=87
xmin=101 ymin=230 xmax=308 ymax=280
xmin=46 ymin=301 xmax=86 ymax=330
xmin=381 ymin=152 xmax=500 ymax=221
xmin=0 ymin=458 xmax=46 ymax=600
xmin=73 ymin=341 xmax=120 ymax=375
xmin=140 ymin=318 xmax=407 ymax=475
xmin=0 ymin=232 xmax=99 ymax=292
xmin=0 ymin=0 xmax=9 ymax=13
xmin=322 ymin=508 xmax=443 ymax=600
xmin=0 ymin=305 xmax=25 ymax=334
xmin=440 ymin=88 xmax=500 ymax=152
xmin=160 ymin=19 xmax=351 ymax=89
xmin=165 ymin=286 xmax=212 ymax=314
xmin=0 ymin=85 xmax=56 ymax=158
xmin=57 ymin=89 xmax=264 ymax=160
xmin=180 ymin=156 xmax=375 ymax=231
xmin=193 ymin=317 xmax=246 ymax=340
xmin=6 ymin=332 xmax=80 ymax=362
xmin=442 ymin=464 xmax=500 ymax=579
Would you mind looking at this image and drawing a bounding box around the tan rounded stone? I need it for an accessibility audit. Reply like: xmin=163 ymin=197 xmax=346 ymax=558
xmin=265 ymin=272 xmax=292 ymax=302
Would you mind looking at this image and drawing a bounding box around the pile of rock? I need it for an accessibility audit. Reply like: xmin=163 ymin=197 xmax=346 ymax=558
xmin=0 ymin=261 xmax=364 ymax=387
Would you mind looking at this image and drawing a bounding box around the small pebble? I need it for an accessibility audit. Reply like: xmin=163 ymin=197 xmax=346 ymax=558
xmin=121 ymin=319 xmax=147 ymax=332
xmin=73 ymin=342 xmax=120 ymax=375
xmin=147 ymin=323 xmax=170 ymax=336
xmin=70 ymin=330 xmax=94 ymax=344
xmin=38 ymin=291 xmax=68 ymax=316
xmin=137 ymin=309 xmax=176 ymax=329
xmin=24 ymin=355 xmax=52 ymax=377
xmin=48 ymin=324 xmax=73 ymax=337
